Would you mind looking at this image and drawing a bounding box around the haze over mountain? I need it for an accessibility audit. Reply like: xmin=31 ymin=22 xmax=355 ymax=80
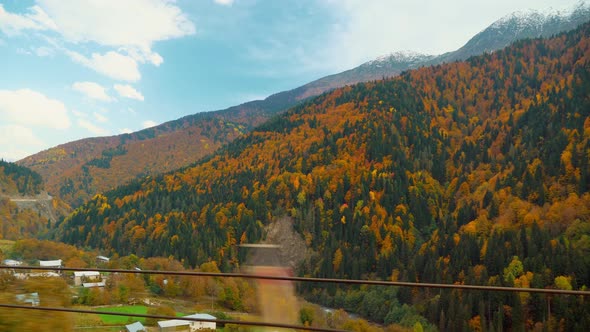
xmin=18 ymin=2 xmax=590 ymax=207
xmin=56 ymin=22 xmax=590 ymax=329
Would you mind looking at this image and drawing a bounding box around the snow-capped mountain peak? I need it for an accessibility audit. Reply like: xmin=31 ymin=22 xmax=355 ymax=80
xmin=365 ymin=51 xmax=434 ymax=67
xmin=489 ymin=1 xmax=589 ymax=33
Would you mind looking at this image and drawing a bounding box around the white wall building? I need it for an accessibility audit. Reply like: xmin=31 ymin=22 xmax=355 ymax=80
xmin=184 ymin=314 xmax=216 ymax=330
xmin=15 ymin=292 xmax=40 ymax=306
xmin=73 ymin=271 xmax=101 ymax=286
xmin=96 ymin=255 xmax=110 ymax=264
xmin=39 ymin=259 xmax=62 ymax=268
xmin=3 ymin=259 xmax=23 ymax=266
xmin=158 ymin=313 xmax=216 ymax=331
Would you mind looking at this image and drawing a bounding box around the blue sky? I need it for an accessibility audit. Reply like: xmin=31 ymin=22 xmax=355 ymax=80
xmin=0 ymin=0 xmax=585 ymax=161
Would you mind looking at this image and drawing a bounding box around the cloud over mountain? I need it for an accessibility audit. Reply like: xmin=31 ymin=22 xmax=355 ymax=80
xmin=1 ymin=0 xmax=195 ymax=80
xmin=72 ymin=82 xmax=112 ymax=102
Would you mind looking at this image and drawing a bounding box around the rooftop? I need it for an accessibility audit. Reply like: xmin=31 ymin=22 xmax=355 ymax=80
xmin=82 ymin=281 xmax=106 ymax=288
xmin=39 ymin=259 xmax=62 ymax=267
xmin=74 ymin=271 xmax=100 ymax=277
xmin=125 ymin=321 xmax=145 ymax=332
xmin=157 ymin=319 xmax=190 ymax=328
xmin=184 ymin=313 xmax=216 ymax=320
xmin=3 ymin=259 xmax=23 ymax=266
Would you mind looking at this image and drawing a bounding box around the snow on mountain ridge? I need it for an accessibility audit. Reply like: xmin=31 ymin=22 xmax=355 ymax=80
xmin=492 ymin=10 xmax=557 ymax=31
xmin=490 ymin=1 xmax=589 ymax=32
xmin=357 ymin=1 xmax=588 ymax=72
xmin=365 ymin=51 xmax=434 ymax=66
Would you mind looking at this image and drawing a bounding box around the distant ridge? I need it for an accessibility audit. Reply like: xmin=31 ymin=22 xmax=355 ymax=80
xmin=432 ymin=1 xmax=590 ymax=63
xmin=56 ymin=23 xmax=590 ymax=329
xmin=18 ymin=2 xmax=590 ymax=207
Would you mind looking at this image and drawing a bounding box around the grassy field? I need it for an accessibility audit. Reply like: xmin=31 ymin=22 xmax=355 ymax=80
xmin=95 ymin=304 xmax=186 ymax=325
xmin=96 ymin=305 xmax=148 ymax=324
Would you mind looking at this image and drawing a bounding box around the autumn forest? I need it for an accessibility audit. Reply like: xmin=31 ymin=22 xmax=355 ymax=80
xmin=18 ymin=22 xmax=584 ymax=330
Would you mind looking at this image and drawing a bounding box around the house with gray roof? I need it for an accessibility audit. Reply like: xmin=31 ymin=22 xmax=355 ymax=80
xmin=125 ymin=321 xmax=146 ymax=332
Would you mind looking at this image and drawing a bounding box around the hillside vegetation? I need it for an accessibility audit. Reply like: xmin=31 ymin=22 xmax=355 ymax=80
xmin=18 ymin=117 xmax=251 ymax=207
xmin=0 ymin=160 xmax=43 ymax=197
xmin=0 ymin=161 xmax=62 ymax=239
xmin=57 ymin=23 xmax=590 ymax=330
xmin=20 ymin=6 xmax=589 ymax=209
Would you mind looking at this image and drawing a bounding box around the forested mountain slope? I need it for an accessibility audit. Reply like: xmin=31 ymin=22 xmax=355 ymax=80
xmin=0 ymin=161 xmax=67 ymax=239
xmin=19 ymin=4 xmax=589 ymax=208
xmin=57 ymin=23 xmax=590 ymax=329
xmin=0 ymin=160 xmax=43 ymax=197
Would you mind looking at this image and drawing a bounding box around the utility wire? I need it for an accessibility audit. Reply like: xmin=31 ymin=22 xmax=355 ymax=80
xmin=2 ymin=265 xmax=589 ymax=296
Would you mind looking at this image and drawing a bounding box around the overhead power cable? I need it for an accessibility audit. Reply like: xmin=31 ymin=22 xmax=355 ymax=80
xmin=2 ymin=265 xmax=589 ymax=296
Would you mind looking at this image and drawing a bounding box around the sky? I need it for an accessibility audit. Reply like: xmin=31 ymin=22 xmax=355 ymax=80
xmin=0 ymin=0 xmax=585 ymax=161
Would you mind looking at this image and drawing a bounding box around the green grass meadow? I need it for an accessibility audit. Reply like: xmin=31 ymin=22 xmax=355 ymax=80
xmin=95 ymin=305 xmax=186 ymax=325
xmin=96 ymin=305 xmax=148 ymax=324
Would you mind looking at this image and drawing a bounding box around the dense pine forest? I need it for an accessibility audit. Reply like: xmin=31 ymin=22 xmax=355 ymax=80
xmin=0 ymin=161 xmax=56 ymax=239
xmin=0 ymin=160 xmax=43 ymax=197
xmin=56 ymin=23 xmax=590 ymax=330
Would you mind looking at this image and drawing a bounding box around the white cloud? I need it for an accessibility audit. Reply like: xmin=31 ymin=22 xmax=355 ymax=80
xmin=0 ymin=1 xmax=194 ymax=79
xmin=214 ymin=0 xmax=235 ymax=6
xmin=37 ymin=0 xmax=195 ymax=65
xmin=67 ymin=50 xmax=141 ymax=81
xmin=318 ymin=0 xmax=586 ymax=71
xmin=120 ymin=128 xmax=133 ymax=134
xmin=0 ymin=4 xmax=56 ymax=35
xmin=93 ymin=112 xmax=108 ymax=123
xmin=313 ymin=0 xmax=441 ymax=71
xmin=72 ymin=81 xmax=112 ymax=102
xmin=72 ymin=108 xmax=108 ymax=124
xmin=71 ymin=109 xmax=86 ymax=118
xmin=122 ymin=46 xmax=164 ymax=66
xmin=34 ymin=46 xmax=54 ymax=57
xmin=0 ymin=89 xmax=70 ymax=129
xmin=16 ymin=48 xmax=32 ymax=55
xmin=142 ymin=120 xmax=158 ymax=129
xmin=0 ymin=125 xmax=44 ymax=161
xmin=28 ymin=5 xmax=58 ymax=30
xmin=114 ymin=84 xmax=144 ymax=101
xmin=77 ymin=119 xmax=110 ymax=136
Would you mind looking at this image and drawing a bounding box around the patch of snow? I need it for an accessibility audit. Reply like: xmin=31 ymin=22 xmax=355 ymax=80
xmin=489 ymin=1 xmax=589 ymax=33
xmin=365 ymin=50 xmax=434 ymax=66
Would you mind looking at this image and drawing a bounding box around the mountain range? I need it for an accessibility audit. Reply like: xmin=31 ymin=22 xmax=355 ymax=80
xmin=55 ymin=22 xmax=590 ymax=329
xmin=18 ymin=2 xmax=590 ymax=207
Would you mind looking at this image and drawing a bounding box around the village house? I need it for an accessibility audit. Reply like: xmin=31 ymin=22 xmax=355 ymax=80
xmin=39 ymin=259 xmax=62 ymax=274
xmin=2 ymin=259 xmax=23 ymax=274
xmin=125 ymin=321 xmax=146 ymax=332
xmin=39 ymin=259 xmax=62 ymax=268
xmin=15 ymin=271 xmax=60 ymax=279
xmin=183 ymin=314 xmax=216 ymax=330
xmin=3 ymin=259 xmax=23 ymax=266
xmin=73 ymin=271 xmax=101 ymax=286
xmin=15 ymin=292 xmax=40 ymax=306
xmin=158 ymin=313 xmax=216 ymax=331
xmin=96 ymin=255 xmax=110 ymax=264
xmin=82 ymin=281 xmax=106 ymax=288
xmin=158 ymin=319 xmax=190 ymax=331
